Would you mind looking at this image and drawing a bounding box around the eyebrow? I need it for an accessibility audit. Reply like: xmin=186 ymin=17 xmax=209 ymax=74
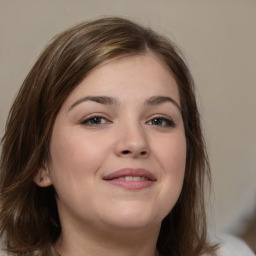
xmin=69 ymin=95 xmax=181 ymax=112
xmin=69 ymin=96 xmax=120 ymax=111
xmin=145 ymin=96 xmax=181 ymax=112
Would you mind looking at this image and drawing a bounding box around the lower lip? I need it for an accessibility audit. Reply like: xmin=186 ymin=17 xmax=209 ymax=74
xmin=105 ymin=179 xmax=155 ymax=190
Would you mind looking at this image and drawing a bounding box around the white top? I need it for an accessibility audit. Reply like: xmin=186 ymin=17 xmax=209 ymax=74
xmin=211 ymin=233 xmax=255 ymax=256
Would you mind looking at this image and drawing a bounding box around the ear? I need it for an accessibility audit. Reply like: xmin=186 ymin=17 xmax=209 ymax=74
xmin=33 ymin=166 xmax=52 ymax=187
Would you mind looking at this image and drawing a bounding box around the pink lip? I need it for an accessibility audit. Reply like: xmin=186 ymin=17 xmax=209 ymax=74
xmin=103 ymin=168 xmax=157 ymax=190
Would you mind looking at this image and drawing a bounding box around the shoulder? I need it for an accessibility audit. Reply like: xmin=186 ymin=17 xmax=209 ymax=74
xmin=0 ymin=237 xmax=9 ymax=256
xmin=210 ymin=233 xmax=255 ymax=256
xmin=0 ymin=247 xmax=8 ymax=256
xmin=0 ymin=249 xmax=8 ymax=256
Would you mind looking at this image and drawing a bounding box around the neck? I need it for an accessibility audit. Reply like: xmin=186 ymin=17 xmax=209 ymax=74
xmin=55 ymin=222 xmax=161 ymax=256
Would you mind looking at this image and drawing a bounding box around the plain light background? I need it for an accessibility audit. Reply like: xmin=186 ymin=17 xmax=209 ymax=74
xmin=0 ymin=0 xmax=255 ymax=235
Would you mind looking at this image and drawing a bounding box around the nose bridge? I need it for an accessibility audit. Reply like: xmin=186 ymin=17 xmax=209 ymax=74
xmin=124 ymin=121 xmax=147 ymax=145
xmin=115 ymin=117 xmax=150 ymax=158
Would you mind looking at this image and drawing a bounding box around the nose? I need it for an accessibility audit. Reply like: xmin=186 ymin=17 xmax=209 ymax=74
xmin=114 ymin=123 xmax=150 ymax=159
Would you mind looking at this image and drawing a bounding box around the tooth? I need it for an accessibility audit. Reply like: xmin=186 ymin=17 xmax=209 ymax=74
xmin=133 ymin=176 xmax=142 ymax=181
xmin=125 ymin=176 xmax=133 ymax=181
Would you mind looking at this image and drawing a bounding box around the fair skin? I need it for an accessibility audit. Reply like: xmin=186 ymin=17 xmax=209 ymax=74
xmin=35 ymin=52 xmax=186 ymax=256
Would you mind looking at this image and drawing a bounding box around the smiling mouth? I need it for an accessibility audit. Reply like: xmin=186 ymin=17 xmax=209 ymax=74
xmin=115 ymin=176 xmax=150 ymax=181
xmin=103 ymin=168 xmax=157 ymax=190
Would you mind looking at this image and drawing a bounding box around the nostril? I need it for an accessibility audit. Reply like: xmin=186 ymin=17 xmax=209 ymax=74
xmin=122 ymin=150 xmax=130 ymax=155
xmin=121 ymin=150 xmax=148 ymax=156
xmin=119 ymin=149 xmax=149 ymax=157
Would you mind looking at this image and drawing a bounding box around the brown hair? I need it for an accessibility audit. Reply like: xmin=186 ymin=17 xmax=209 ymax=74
xmin=0 ymin=17 xmax=217 ymax=256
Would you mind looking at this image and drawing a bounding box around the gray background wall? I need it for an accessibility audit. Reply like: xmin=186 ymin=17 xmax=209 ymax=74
xmin=0 ymin=0 xmax=255 ymax=238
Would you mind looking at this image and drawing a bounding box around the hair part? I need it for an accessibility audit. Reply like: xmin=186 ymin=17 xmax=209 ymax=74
xmin=0 ymin=17 xmax=217 ymax=256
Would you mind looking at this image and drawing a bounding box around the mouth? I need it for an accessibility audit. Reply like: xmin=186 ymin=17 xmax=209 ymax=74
xmin=103 ymin=168 xmax=157 ymax=190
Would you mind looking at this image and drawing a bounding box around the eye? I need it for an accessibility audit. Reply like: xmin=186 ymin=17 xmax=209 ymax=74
xmin=147 ymin=116 xmax=176 ymax=128
xmin=80 ymin=115 xmax=110 ymax=126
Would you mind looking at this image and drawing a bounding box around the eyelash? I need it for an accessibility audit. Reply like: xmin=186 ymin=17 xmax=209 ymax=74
xmin=80 ymin=115 xmax=175 ymax=128
xmin=146 ymin=116 xmax=176 ymax=128
xmin=80 ymin=115 xmax=110 ymax=126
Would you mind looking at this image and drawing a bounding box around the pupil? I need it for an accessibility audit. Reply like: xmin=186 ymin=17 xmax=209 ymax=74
xmin=153 ymin=118 xmax=162 ymax=125
xmin=91 ymin=117 xmax=100 ymax=124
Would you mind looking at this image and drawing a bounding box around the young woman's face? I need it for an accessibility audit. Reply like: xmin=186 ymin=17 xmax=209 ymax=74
xmin=45 ymin=53 xmax=186 ymax=232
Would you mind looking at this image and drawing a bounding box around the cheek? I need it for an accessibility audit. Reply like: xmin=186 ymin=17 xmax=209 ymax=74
xmin=161 ymin=148 xmax=186 ymax=194
xmin=153 ymin=132 xmax=186 ymax=213
xmin=48 ymin=128 xmax=115 ymax=214
xmin=155 ymin=131 xmax=186 ymax=175
xmin=48 ymin=128 xmax=113 ymax=184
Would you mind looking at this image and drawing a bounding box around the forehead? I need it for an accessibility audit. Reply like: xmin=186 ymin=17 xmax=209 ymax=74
xmin=63 ymin=52 xmax=180 ymax=108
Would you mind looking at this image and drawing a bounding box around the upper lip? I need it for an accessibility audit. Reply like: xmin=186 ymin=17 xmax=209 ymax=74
xmin=103 ymin=168 xmax=157 ymax=181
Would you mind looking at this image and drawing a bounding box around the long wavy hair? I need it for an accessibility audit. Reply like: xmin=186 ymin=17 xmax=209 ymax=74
xmin=0 ymin=17 xmax=217 ymax=256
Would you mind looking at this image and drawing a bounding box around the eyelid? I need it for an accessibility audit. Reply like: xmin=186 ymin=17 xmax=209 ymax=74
xmin=79 ymin=113 xmax=112 ymax=126
xmin=146 ymin=114 xmax=176 ymax=127
xmin=79 ymin=112 xmax=109 ymax=121
xmin=146 ymin=113 xmax=174 ymax=121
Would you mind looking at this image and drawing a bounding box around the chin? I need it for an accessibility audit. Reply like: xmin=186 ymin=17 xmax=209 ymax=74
xmin=105 ymin=218 xmax=158 ymax=231
xmin=100 ymin=205 xmax=164 ymax=230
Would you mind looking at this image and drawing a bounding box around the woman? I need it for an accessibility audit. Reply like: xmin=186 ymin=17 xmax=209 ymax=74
xmin=0 ymin=17 xmax=245 ymax=256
